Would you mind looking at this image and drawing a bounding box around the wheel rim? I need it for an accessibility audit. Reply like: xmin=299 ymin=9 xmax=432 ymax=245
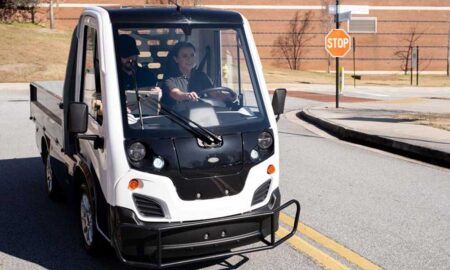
xmin=80 ymin=193 xmax=94 ymax=246
xmin=45 ymin=155 xmax=53 ymax=192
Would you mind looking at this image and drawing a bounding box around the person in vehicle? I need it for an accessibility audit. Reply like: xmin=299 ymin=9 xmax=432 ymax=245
xmin=95 ymin=35 xmax=162 ymax=117
xmin=118 ymin=34 xmax=160 ymax=91
xmin=164 ymin=41 xmax=236 ymax=105
xmin=118 ymin=34 xmax=162 ymax=116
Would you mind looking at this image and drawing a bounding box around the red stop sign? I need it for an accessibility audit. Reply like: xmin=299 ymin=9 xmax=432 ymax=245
xmin=325 ymin=29 xmax=352 ymax=58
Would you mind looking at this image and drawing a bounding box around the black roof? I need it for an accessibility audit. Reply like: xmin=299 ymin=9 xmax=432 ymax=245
xmin=103 ymin=6 xmax=243 ymax=25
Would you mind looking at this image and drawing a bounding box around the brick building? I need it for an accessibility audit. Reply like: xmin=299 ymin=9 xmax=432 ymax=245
xmin=39 ymin=0 xmax=450 ymax=72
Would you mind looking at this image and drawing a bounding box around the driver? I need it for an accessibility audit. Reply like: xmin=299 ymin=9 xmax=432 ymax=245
xmin=164 ymin=42 xmax=236 ymax=104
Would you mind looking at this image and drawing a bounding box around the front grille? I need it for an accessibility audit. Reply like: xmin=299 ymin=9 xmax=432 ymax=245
xmin=251 ymin=180 xmax=271 ymax=206
xmin=133 ymin=194 xmax=164 ymax=217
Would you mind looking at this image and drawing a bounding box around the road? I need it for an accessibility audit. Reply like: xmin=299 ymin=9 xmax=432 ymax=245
xmin=1 ymin=84 xmax=449 ymax=269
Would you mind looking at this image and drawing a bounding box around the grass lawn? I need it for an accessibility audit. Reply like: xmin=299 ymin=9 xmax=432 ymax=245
xmin=0 ymin=23 xmax=71 ymax=82
xmin=1 ymin=23 xmax=449 ymax=87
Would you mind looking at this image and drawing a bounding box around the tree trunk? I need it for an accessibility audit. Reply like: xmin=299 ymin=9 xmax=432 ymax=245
xmin=31 ymin=8 xmax=35 ymax=23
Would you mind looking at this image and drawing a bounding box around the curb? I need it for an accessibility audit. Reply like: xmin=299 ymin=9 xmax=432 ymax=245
xmin=298 ymin=109 xmax=450 ymax=169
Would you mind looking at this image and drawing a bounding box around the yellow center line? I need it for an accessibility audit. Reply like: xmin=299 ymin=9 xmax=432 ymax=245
xmin=276 ymin=227 xmax=349 ymax=270
xmin=279 ymin=212 xmax=383 ymax=270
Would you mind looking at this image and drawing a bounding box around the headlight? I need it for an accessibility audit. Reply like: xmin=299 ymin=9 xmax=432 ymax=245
xmin=128 ymin=142 xmax=147 ymax=162
xmin=258 ymin=131 xmax=273 ymax=150
xmin=250 ymin=149 xmax=260 ymax=160
xmin=153 ymin=156 xmax=165 ymax=170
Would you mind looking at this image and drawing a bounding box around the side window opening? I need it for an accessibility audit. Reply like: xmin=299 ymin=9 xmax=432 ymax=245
xmin=220 ymin=30 xmax=256 ymax=108
xmin=82 ymin=26 xmax=103 ymax=125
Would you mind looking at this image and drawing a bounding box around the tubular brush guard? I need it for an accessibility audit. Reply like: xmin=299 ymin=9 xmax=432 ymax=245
xmin=112 ymin=200 xmax=300 ymax=269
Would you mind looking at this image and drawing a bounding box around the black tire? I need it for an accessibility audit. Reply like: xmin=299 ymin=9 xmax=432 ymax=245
xmin=79 ymin=183 xmax=106 ymax=256
xmin=44 ymin=153 xmax=61 ymax=199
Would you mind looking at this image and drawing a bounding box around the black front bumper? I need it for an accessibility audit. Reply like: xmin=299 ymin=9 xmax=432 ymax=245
xmin=110 ymin=193 xmax=300 ymax=269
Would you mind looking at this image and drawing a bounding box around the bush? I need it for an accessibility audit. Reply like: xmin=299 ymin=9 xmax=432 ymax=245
xmin=0 ymin=0 xmax=40 ymax=24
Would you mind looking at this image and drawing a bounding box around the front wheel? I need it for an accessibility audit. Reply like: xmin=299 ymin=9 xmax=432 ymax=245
xmin=79 ymin=183 xmax=105 ymax=255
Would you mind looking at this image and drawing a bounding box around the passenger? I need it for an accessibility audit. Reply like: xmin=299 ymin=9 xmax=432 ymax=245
xmin=164 ymin=42 xmax=236 ymax=105
xmin=118 ymin=34 xmax=160 ymax=92
xmin=117 ymin=34 xmax=162 ymax=115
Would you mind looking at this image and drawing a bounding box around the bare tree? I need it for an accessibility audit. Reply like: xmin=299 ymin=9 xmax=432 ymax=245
xmin=0 ymin=0 xmax=16 ymax=23
xmin=0 ymin=0 xmax=40 ymax=23
xmin=394 ymin=27 xmax=425 ymax=74
xmin=320 ymin=0 xmax=334 ymax=73
xmin=21 ymin=0 xmax=40 ymax=23
xmin=273 ymin=11 xmax=314 ymax=70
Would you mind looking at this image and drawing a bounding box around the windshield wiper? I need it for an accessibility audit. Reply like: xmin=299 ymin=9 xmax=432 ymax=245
xmin=131 ymin=69 xmax=145 ymax=130
xmin=138 ymin=93 xmax=222 ymax=145
xmin=129 ymin=72 xmax=219 ymax=144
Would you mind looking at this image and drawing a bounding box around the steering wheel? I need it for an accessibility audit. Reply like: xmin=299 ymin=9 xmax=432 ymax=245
xmin=196 ymin=86 xmax=240 ymax=110
xmin=197 ymin=87 xmax=237 ymax=99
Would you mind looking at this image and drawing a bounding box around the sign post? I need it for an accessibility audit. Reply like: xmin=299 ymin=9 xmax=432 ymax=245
xmin=353 ymin=37 xmax=356 ymax=88
xmin=326 ymin=0 xmax=354 ymax=108
xmin=339 ymin=66 xmax=345 ymax=94
xmin=416 ymin=46 xmax=419 ymax=86
xmin=325 ymin=28 xmax=352 ymax=108
xmin=335 ymin=0 xmax=340 ymax=108
xmin=411 ymin=46 xmax=417 ymax=86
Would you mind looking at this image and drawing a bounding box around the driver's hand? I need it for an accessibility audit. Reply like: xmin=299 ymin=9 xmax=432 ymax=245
xmin=184 ymin=92 xmax=199 ymax=102
xmin=226 ymin=91 xmax=238 ymax=102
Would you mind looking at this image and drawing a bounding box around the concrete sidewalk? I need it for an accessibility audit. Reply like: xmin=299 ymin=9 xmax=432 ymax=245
xmin=299 ymin=97 xmax=450 ymax=168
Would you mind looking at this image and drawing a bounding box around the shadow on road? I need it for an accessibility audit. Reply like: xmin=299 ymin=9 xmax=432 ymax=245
xmin=0 ymin=157 xmax=249 ymax=270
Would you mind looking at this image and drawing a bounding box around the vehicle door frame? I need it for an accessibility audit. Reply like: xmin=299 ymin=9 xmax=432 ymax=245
xmin=75 ymin=14 xmax=111 ymax=240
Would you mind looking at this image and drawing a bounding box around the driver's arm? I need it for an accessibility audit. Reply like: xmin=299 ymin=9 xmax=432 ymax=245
xmin=170 ymin=88 xmax=199 ymax=102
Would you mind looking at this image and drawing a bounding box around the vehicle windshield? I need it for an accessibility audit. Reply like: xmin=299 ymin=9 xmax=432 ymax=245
xmin=114 ymin=26 xmax=268 ymax=136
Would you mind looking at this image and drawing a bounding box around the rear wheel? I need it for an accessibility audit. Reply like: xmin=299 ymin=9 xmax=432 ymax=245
xmin=44 ymin=153 xmax=61 ymax=199
xmin=79 ymin=183 xmax=106 ymax=255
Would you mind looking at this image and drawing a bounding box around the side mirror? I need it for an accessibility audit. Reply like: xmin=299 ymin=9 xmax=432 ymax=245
xmin=69 ymin=102 xmax=88 ymax=133
xmin=272 ymin=88 xmax=287 ymax=121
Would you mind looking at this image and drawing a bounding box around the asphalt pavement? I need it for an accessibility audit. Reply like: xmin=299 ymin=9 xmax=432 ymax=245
xmin=1 ymin=82 xmax=450 ymax=270
xmin=277 ymin=110 xmax=450 ymax=270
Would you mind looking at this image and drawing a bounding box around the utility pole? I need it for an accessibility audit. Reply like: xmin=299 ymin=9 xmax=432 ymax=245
xmin=447 ymin=24 xmax=450 ymax=76
xmin=416 ymin=46 xmax=419 ymax=86
xmin=353 ymin=36 xmax=356 ymax=88
xmin=49 ymin=0 xmax=54 ymax=29
xmin=410 ymin=46 xmax=414 ymax=86
xmin=335 ymin=0 xmax=340 ymax=108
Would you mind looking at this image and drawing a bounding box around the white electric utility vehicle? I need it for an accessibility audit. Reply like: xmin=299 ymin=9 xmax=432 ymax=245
xmin=30 ymin=5 xmax=300 ymax=268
